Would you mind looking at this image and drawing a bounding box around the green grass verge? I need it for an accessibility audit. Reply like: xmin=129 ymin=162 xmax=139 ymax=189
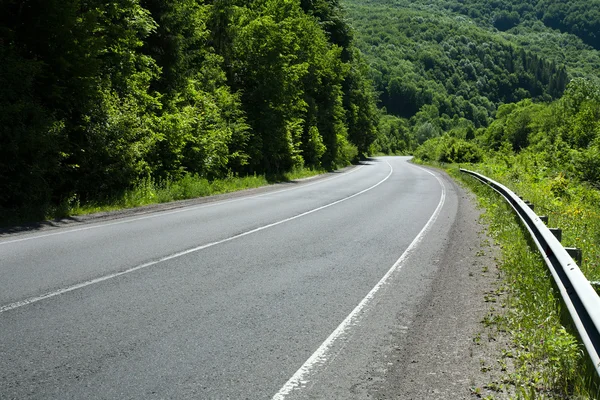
xmin=429 ymin=162 xmax=600 ymax=399
xmin=50 ymin=167 xmax=327 ymax=220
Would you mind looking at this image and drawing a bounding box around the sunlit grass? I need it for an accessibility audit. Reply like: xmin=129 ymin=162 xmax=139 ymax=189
xmin=282 ymin=167 xmax=327 ymax=181
xmin=56 ymin=167 xmax=327 ymax=219
xmin=443 ymin=163 xmax=600 ymax=399
xmin=459 ymin=154 xmax=600 ymax=284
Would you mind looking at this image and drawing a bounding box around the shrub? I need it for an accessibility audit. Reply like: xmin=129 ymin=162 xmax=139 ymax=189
xmin=415 ymin=135 xmax=483 ymax=163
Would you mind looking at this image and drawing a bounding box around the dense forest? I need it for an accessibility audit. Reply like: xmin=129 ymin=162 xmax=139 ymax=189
xmin=341 ymin=0 xmax=600 ymax=187
xmin=435 ymin=0 xmax=600 ymax=50
xmin=410 ymin=0 xmax=600 ymax=78
xmin=3 ymin=0 xmax=600 ymax=223
xmin=0 ymin=0 xmax=379 ymax=221
xmin=415 ymin=78 xmax=600 ymax=179
xmin=343 ymin=0 xmax=600 ymax=155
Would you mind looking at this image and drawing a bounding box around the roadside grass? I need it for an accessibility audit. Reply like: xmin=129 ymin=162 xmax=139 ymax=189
xmin=47 ymin=167 xmax=327 ymax=221
xmin=277 ymin=166 xmax=328 ymax=181
xmin=429 ymin=161 xmax=600 ymax=399
xmin=463 ymin=151 xmax=600 ymax=285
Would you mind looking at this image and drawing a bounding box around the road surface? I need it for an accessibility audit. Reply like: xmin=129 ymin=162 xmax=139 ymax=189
xmin=0 ymin=156 xmax=492 ymax=399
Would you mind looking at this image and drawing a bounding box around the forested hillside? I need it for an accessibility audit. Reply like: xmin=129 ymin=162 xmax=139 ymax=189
xmin=341 ymin=0 xmax=600 ymax=186
xmin=3 ymin=0 xmax=600 ymax=224
xmin=412 ymin=0 xmax=600 ymax=78
xmin=434 ymin=0 xmax=600 ymax=50
xmin=342 ymin=0 xmax=600 ymax=154
xmin=0 ymin=0 xmax=378 ymax=222
xmin=373 ymin=0 xmax=600 ymax=394
xmin=416 ymin=78 xmax=600 ymax=180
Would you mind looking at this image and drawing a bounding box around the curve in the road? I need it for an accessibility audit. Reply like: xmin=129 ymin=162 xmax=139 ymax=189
xmin=272 ymin=164 xmax=446 ymax=399
xmin=0 ymin=162 xmax=392 ymax=314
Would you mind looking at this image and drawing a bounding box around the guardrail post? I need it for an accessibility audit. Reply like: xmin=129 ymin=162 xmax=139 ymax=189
xmin=524 ymin=201 xmax=535 ymax=211
xmin=539 ymin=215 xmax=548 ymax=224
xmin=549 ymin=228 xmax=562 ymax=242
xmin=565 ymin=247 xmax=582 ymax=266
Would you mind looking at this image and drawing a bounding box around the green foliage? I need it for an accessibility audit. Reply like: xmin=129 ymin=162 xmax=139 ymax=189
xmin=414 ymin=0 xmax=600 ymax=51
xmin=476 ymin=80 xmax=600 ymax=186
xmin=536 ymin=0 xmax=600 ymax=50
xmin=344 ymin=0 xmax=568 ymax=134
xmin=419 ymin=79 xmax=600 ymax=190
xmin=480 ymin=99 xmax=548 ymax=151
xmin=343 ymin=0 xmax=600 ymax=155
xmin=493 ymin=10 xmax=521 ymax=31
xmin=372 ymin=114 xmax=414 ymax=155
xmin=0 ymin=0 xmax=379 ymax=223
xmin=232 ymin=3 xmax=311 ymax=173
xmin=414 ymin=135 xmax=482 ymax=163
xmin=304 ymin=126 xmax=327 ymax=166
xmin=448 ymin=164 xmax=600 ymax=398
xmin=416 ymin=78 xmax=600 ymax=397
xmin=574 ymin=144 xmax=600 ymax=187
xmin=1 ymin=0 xmax=161 ymax=209
xmin=62 ymin=165 xmax=327 ymax=218
xmin=343 ymin=49 xmax=379 ymax=159
xmin=70 ymin=173 xmax=269 ymax=216
xmin=299 ymin=0 xmax=353 ymax=54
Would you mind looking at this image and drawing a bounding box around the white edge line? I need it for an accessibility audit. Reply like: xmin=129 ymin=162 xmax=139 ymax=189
xmin=272 ymin=165 xmax=446 ymax=399
xmin=0 ymin=165 xmax=366 ymax=246
xmin=0 ymin=162 xmax=391 ymax=314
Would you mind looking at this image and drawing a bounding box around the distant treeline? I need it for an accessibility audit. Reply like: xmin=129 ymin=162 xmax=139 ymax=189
xmin=438 ymin=0 xmax=600 ymax=50
xmin=416 ymin=78 xmax=600 ymax=190
xmin=343 ymin=1 xmax=570 ymax=155
xmin=0 ymin=0 xmax=379 ymax=220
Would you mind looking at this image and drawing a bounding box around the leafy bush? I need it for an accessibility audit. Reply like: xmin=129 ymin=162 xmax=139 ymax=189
xmin=0 ymin=0 xmax=380 ymax=223
xmin=574 ymin=144 xmax=600 ymax=187
xmin=414 ymin=135 xmax=483 ymax=163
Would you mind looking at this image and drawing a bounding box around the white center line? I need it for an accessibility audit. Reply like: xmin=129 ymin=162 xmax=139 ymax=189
xmin=0 ymin=162 xmax=392 ymax=314
xmin=272 ymin=164 xmax=446 ymax=399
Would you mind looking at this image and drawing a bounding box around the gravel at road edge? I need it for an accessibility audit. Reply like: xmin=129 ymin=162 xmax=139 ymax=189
xmin=372 ymin=170 xmax=511 ymax=399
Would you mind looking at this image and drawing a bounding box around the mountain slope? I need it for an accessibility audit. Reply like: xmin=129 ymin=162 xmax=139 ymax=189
xmin=342 ymin=0 xmax=600 ymax=149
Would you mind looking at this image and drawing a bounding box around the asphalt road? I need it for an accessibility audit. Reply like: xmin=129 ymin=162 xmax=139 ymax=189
xmin=0 ymin=156 xmax=471 ymax=399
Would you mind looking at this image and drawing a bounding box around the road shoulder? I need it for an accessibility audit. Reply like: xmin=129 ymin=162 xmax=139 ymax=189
xmin=372 ymin=168 xmax=509 ymax=399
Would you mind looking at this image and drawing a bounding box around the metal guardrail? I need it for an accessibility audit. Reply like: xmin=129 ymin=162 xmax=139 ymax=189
xmin=460 ymin=169 xmax=600 ymax=377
